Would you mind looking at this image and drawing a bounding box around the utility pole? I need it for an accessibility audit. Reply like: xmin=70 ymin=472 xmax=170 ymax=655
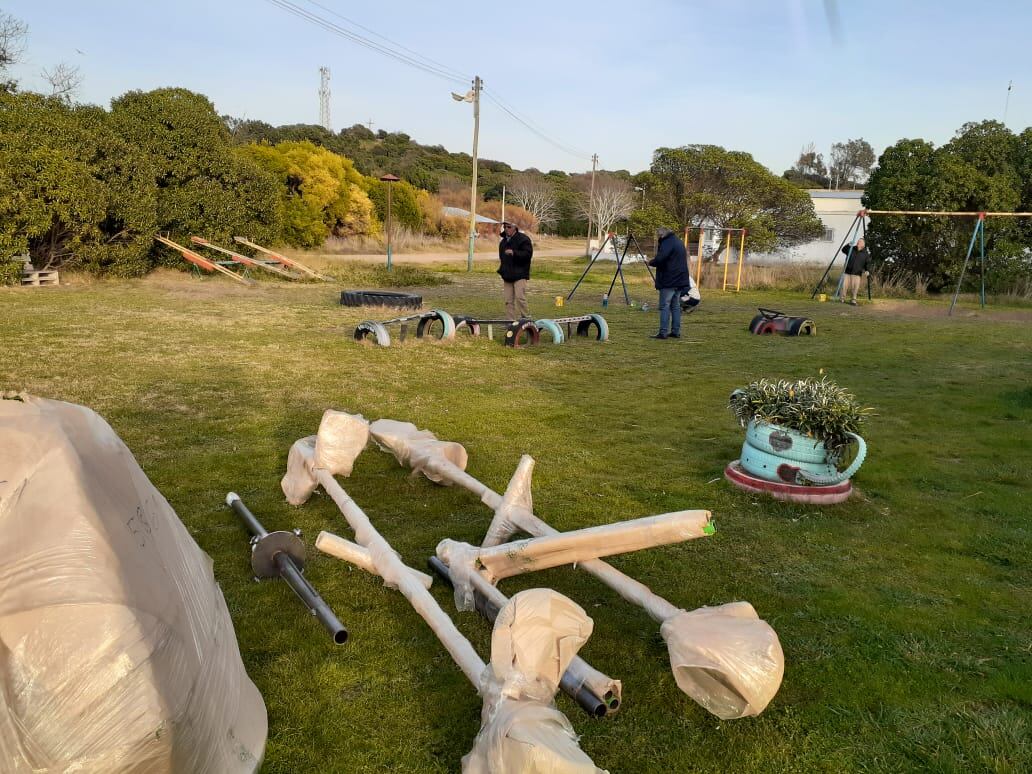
xmin=467 ymin=76 xmax=482 ymax=272
xmin=584 ymin=153 xmax=598 ymax=256
xmin=319 ymin=67 xmax=331 ymax=131
xmin=501 ymin=184 xmax=506 ymax=226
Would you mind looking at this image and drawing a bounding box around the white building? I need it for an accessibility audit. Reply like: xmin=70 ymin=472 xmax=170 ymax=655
xmin=751 ymin=189 xmax=866 ymax=264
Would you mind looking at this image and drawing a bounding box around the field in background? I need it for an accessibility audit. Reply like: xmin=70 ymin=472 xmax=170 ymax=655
xmin=1 ymin=259 xmax=1030 ymax=772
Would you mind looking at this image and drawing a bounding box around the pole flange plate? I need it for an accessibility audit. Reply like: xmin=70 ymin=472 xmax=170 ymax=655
xmin=251 ymin=530 xmax=307 ymax=578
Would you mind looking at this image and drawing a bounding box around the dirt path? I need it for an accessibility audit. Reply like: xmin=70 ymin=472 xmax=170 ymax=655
xmin=311 ymin=246 xmax=584 ymax=266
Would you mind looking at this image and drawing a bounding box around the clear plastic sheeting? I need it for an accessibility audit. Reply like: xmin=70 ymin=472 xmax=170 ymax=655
xmin=314 ymin=409 xmax=369 ymax=476
xmin=660 ymin=602 xmax=785 ymax=720
xmin=282 ymin=435 xmax=319 ymax=506
xmin=369 ymin=419 xmax=469 ymax=484
xmin=464 ymin=589 xmax=606 ymax=774
xmin=0 ymin=395 xmax=267 ymax=773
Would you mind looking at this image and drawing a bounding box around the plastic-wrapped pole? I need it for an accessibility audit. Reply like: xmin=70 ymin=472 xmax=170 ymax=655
xmin=427 ymin=556 xmax=619 ymax=718
xmin=226 ymin=492 xmax=348 ymax=645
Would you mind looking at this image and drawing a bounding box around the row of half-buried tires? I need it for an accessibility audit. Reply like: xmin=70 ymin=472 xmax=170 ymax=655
xmin=354 ymin=312 xmax=609 ymax=348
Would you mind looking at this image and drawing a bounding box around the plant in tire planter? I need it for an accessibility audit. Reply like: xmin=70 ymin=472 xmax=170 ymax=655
xmin=728 ymin=377 xmax=871 ymax=486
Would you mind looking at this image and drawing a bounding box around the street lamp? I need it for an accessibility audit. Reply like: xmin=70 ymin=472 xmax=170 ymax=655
xmin=634 ymin=185 xmax=646 ymax=209
xmin=379 ymin=173 xmax=400 ymax=272
xmin=451 ymin=76 xmax=481 ymax=272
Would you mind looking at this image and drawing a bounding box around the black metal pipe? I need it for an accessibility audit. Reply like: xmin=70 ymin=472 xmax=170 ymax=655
xmin=227 ymin=493 xmax=348 ymax=645
xmin=427 ymin=557 xmax=608 ymax=718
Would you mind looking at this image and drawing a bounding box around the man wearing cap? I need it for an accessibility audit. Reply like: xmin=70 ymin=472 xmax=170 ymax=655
xmin=647 ymin=226 xmax=691 ymax=339
xmin=498 ymin=221 xmax=534 ymax=320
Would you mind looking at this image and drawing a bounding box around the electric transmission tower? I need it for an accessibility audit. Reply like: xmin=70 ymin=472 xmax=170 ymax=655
xmin=319 ymin=67 xmax=331 ymax=131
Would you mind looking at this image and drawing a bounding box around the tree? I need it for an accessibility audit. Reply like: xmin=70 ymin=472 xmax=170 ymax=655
xmin=651 ymin=145 xmax=824 ymax=258
xmin=507 ymin=173 xmax=558 ymax=229
xmin=864 ymin=121 xmax=1028 ymax=292
xmin=829 ymin=138 xmax=876 ymax=189
xmin=0 ymin=11 xmax=27 ymax=92
xmin=783 ymin=142 xmax=829 ymax=188
xmin=110 ymin=88 xmax=282 ymax=248
xmin=574 ymin=173 xmax=635 ymax=241
xmin=41 ymin=62 xmax=82 ymax=102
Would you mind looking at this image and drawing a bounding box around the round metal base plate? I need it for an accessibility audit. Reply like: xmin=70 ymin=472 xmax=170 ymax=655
xmin=251 ymin=530 xmax=307 ymax=578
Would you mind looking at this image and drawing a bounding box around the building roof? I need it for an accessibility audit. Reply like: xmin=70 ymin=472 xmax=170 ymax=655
xmin=442 ymin=206 xmax=500 ymax=224
xmin=808 ymin=189 xmax=865 ymax=200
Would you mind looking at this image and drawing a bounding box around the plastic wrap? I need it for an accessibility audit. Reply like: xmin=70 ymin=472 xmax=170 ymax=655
xmin=0 ymin=394 xmax=266 ymax=773
xmin=463 ymin=589 xmax=606 ymax=774
xmin=281 ymin=435 xmax=319 ymax=505
xmin=660 ymin=602 xmax=785 ymax=719
xmin=315 ymin=531 xmax=434 ymax=589
xmin=482 ymin=455 xmax=535 ymax=547
xmin=368 ymin=419 xmax=468 ymax=484
xmin=314 ymin=409 xmax=369 ymax=476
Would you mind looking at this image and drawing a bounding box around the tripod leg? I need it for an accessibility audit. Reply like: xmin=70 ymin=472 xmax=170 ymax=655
xmin=812 ymin=213 xmax=860 ymax=298
xmin=567 ymin=234 xmax=611 ymax=300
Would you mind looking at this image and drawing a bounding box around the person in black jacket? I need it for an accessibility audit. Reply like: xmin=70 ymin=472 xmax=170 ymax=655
xmin=647 ymin=226 xmax=691 ymax=339
xmin=498 ymin=222 xmax=534 ymax=319
xmin=840 ymin=238 xmax=871 ymax=305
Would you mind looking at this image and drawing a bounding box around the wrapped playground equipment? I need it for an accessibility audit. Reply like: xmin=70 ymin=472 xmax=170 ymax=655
xmin=0 ymin=395 xmax=266 ymax=773
xmin=284 ymin=410 xmax=606 ymax=772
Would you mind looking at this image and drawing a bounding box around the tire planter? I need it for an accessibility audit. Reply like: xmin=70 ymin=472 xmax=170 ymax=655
xmin=504 ymin=320 xmax=540 ymax=348
xmin=748 ymin=308 xmax=816 ymax=336
xmin=354 ymin=320 xmax=391 ymax=347
xmin=576 ymin=314 xmax=609 ymax=341
xmin=340 ymin=290 xmax=422 ymax=309
xmin=725 ymin=461 xmax=853 ymax=504
xmin=738 ymin=419 xmax=866 ymax=486
xmin=534 ymin=319 xmax=565 ymax=344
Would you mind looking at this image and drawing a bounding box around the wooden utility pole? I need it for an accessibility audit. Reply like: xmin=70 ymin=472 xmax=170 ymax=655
xmin=584 ymin=153 xmax=598 ymax=256
xmin=501 ymin=184 xmax=506 ymax=226
xmin=467 ymin=76 xmax=482 ymax=272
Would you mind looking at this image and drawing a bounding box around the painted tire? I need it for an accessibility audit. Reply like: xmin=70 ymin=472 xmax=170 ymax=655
xmin=340 ymin=290 xmax=422 ymax=309
xmin=535 ymin=318 xmax=565 ymax=344
xmin=576 ymin=314 xmax=609 ymax=341
xmin=353 ymin=320 xmax=391 ymax=347
xmin=454 ymin=316 xmax=481 ymax=336
xmin=740 ymin=442 xmax=840 ymax=484
xmin=415 ymin=309 xmax=456 ymax=340
xmin=788 ymin=317 xmax=817 ymax=336
xmin=746 ymin=421 xmax=829 ymax=464
xmin=748 ymin=313 xmax=767 ymax=333
xmin=725 ymin=461 xmax=852 ymax=504
xmin=504 ymin=320 xmax=540 ymax=348
xmin=796 ymin=433 xmax=867 ymax=485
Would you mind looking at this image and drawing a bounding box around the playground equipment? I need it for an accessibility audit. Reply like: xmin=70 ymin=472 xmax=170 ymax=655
xmin=154 ymin=234 xmax=255 ymax=286
xmin=368 ymin=419 xmax=785 ymax=720
xmin=233 ymin=236 xmax=331 ymax=281
xmin=453 ymin=314 xmax=609 ymax=347
xmin=353 ymin=309 xmax=456 ymax=347
xmin=451 ymin=316 xmax=541 ymax=348
xmin=226 ymin=492 xmax=348 ymax=644
xmin=283 ymin=411 xmax=606 ymax=772
xmin=567 ymin=231 xmax=655 ymax=304
xmin=685 ymin=226 xmax=747 ymax=291
xmin=748 ymin=308 xmax=816 ymax=336
xmin=811 ymin=208 xmax=1032 ymax=315
xmin=190 ymin=237 xmax=303 ymax=280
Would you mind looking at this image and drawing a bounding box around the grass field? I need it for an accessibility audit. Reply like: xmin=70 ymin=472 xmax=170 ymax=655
xmin=2 ymin=259 xmax=1030 ymax=773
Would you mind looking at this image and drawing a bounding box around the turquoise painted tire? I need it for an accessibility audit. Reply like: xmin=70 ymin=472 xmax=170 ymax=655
xmin=796 ymin=433 xmax=867 ymax=485
xmin=415 ymin=309 xmax=456 ymax=340
xmin=740 ymin=442 xmax=840 ymax=484
xmin=535 ymin=319 xmax=565 ymax=344
xmin=576 ymin=313 xmax=609 ymax=341
xmin=746 ymin=421 xmax=829 ymax=464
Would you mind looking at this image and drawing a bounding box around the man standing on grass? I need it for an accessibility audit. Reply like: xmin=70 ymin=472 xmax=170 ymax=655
xmin=648 ymin=226 xmax=691 ymax=339
xmin=840 ymin=237 xmax=871 ymax=305
xmin=498 ymin=221 xmax=533 ymax=320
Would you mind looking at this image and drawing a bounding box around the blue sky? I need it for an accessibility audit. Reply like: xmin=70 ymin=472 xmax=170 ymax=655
xmin=5 ymin=1 xmax=1030 ymax=177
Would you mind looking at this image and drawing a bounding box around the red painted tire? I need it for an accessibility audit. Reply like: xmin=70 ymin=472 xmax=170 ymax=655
xmin=724 ymin=460 xmax=852 ymax=504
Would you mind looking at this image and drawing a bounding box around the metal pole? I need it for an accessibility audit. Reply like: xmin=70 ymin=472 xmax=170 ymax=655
xmin=695 ymin=228 xmax=704 ymax=284
xmin=811 ymin=212 xmax=862 ymax=298
xmin=980 ymin=215 xmax=986 ymax=308
xmin=567 ymin=232 xmax=613 ymax=300
xmin=501 ymin=184 xmax=505 ymax=226
xmin=467 ymin=76 xmax=481 ymax=273
xmin=584 ymin=153 xmax=598 ymax=256
xmin=721 ymin=230 xmax=731 ymax=290
xmin=226 ymin=493 xmax=348 ymax=645
xmin=949 ymin=215 xmax=984 ymax=316
xmin=735 ymin=229 xmax=746 ymax=292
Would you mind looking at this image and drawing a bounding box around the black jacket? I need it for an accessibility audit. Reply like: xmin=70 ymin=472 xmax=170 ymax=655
xmin=841 ymin=244 xmax=871 ymax=275
xmin=648 ymin=232 xmax=691 ymax=289
xmin=498 ymin=230 xmax=533 ymax=282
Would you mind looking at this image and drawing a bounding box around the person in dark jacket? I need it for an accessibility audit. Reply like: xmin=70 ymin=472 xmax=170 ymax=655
xmin=840 ymin=238 xmax=871 ymax=305
xmin=647 ymin=226 xmax=691 ymax=338
xmin=498 ymin=222 xmax=534 ymax=319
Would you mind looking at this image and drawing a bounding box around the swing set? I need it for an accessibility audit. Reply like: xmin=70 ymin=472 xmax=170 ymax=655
xmin=812 ymin=208 xmax=1032 ymax=315
xmin=684 ymin=226 xmax=748 ymax=292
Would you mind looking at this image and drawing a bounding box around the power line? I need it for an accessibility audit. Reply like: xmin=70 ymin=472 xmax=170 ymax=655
xmin=483 ymin=90 xmax=593 ymax=161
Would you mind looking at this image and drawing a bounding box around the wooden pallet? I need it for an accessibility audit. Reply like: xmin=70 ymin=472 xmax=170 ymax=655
xmin=21 ymin=270 xmax=60 ymax=287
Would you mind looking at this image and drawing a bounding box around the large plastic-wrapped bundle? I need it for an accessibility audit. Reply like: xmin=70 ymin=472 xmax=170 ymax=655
xmin=0 ymin=394 xmax=267 ymax=773
xmin=368 ymin=419 xmax=468 ymax=484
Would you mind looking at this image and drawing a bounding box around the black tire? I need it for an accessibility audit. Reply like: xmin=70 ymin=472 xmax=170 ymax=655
xmin=788 ymin=317 xmax=817 ymax=336
xmin=575 ymin=313 xmax=609 ymax=341
xmin=453 ymin=316 xmax=481 ymax=336
xmin=415 ymin=310 xmax=457 ymax=340
xmin=504 ymin=320 xmax=540 ymax=348
xmin=340 ymin=290 xmax=422 ymax=309
xmin=353 ymin=321 xmax=391 ymax=346
xmin=749 ymin=313 xmax=767 ymax=333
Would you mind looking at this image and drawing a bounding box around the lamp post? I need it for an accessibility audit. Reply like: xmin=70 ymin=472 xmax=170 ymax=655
xmin=634 ymin=185 xmax=646 ymax=209
xmin=379 ymin=173 xmax=400 ymax=272
xmin=452 ymin=76 xmax=482 ymax=272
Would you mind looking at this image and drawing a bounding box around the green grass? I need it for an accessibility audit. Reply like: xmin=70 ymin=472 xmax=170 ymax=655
xmin=2 ymin=261 xmax=1030 ymax=773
